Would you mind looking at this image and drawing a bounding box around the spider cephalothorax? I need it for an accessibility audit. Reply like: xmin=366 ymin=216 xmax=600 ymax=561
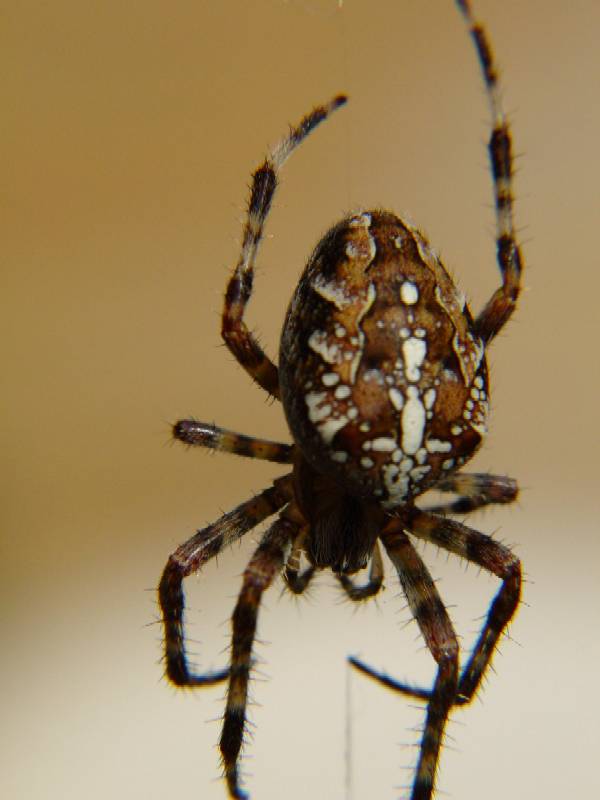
xmin=158 ymin=2 xmax=523 ymax=799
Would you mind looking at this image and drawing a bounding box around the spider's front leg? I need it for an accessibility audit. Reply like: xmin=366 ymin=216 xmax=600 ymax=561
xmin=457 ymin=0 xmax=524 ymax=343
xmin=220 ymin=515 xmax=300 ymax=799
xmin=159 ymin=476 xmax=292 ymax=686
xmin=221 ymin=95 xmax=347 ymax=400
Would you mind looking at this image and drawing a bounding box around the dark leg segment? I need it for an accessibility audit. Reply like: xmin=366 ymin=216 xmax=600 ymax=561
xmin=173 ymin=419 xmax=293 ymax=464
xmin=456 ymin=0 xmax=524 ymax=343
xmin=337 ymin=541 xmax=384 ymax=601
xmin=352 ymin=529 xmax=459 ymax=800
xmin=424 ymin=471 xmax=518 ymax=515
xmin=158 ymin=475 xmax=292 ymax=687
xmin=220 ymin=516 xmax=297 ymax=799
xmin=221 ymin=95 xmax=347 ymax=399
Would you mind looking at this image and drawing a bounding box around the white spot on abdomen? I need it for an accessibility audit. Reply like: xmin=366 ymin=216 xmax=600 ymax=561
xmin=305 ymin=392 xmax=331 ymax=423
xmin=318 ymin=416 xmax=348 ymax=444
xmin=308 ymin=330 xmax=340 ymax=365
xmin=349 ymin=282 xmax=377 ymax=385
xmin=424 ymin=388 xmax=436 ymax=410
xmin=426 ymin=438 xmax=452 ymax=454
xmin=381 ymin=463 xmax=410 ymax=507
xmin=401 ymin=386 xmax=426 ymax=455
xmin=312 ymin=277 xmax=351 ymax=310
xmin=334 ymin=385 xmax=351 ymax=400
xmin=400 ymin=281 xmax=419 ymax=305
xmin=403 ymin=337 xmax=427 ymax=382
xmin=371 ymin=437 xmax=397 ymax=452
xmin=388 ymin=387 xmax=404 ymax=410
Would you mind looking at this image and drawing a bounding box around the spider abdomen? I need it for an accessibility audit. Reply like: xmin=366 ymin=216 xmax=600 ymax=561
xmin=280 ymin=210 xmax=489 ymax=508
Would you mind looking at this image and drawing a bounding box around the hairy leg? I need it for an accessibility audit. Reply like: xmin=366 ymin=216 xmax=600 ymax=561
xmin=423 ymin=471 xmax=518 ymax=515
xmin=173 ymin=419 xmax=293 ymax=463
xmin=457 ymin=0 xmax=524 ymax=343
xmin=408 ymin=508 xmax=521 ymax=703
xmin=159 ymin=475 xmax=292 ymax=686
xmin=220 ymin=516 xmax=298 ymax=799
xmin=353 ymin=510 xmax=521 ymax=708
xmin=221 ymin=96 xmax=347 ymax=398
xmin=351 ymin=529 xmax=459 ymax=800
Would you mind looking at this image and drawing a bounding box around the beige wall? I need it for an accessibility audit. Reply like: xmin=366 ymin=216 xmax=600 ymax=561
xmin=3 ymin=1 xmax=599 ymax=798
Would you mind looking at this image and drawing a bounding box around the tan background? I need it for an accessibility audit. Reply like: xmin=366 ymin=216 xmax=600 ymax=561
xmin=3 ymin=1 xmax=599 ymax=798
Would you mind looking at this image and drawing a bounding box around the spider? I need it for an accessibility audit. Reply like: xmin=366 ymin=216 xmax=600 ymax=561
xmin=159 ymin=1 xmax=523 ymax=798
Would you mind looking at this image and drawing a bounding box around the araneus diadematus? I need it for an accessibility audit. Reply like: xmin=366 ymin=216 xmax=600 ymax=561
xmin=159 ymin=2 xmax=523 ymax=798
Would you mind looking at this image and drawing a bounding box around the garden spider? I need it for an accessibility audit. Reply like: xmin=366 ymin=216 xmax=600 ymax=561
xmin=159 ymin=1 xmax=523 ymax=798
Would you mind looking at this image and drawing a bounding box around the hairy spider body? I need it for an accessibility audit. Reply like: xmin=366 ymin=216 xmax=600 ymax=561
xmin=159 ymin=2 xmax=524 ymax=799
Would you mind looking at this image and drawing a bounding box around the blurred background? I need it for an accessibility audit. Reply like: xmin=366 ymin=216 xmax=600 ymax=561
xmin=3 ymin=1 xmax=599 ymax=798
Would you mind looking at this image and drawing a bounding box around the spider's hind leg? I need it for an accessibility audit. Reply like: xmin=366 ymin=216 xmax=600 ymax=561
xmin=220 ymin=515 xmax=299 ymax=799
xmin=351 ymin=510 xmax=521 ymax=712
xmin=351 ymin=528 xmax=459 ymax=800
xmin=408 ymin=509 xmax=521 ymax=704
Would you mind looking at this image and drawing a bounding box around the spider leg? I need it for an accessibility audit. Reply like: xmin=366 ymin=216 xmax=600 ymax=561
xmin=457 ymin=0 xmax=523 ymax=344
xmin=221 ymin=95 xmax=347 ymax=399
xmin=409 ymin=509 xmax=521 ymax=703
xmin=423 ymin=471 xmax=518 ymax=515
xmin=283 ymin=524 xmax=315 ymax=594
xmin=352 ymin=510 xmax=521 ymax=709
xmin=337 ymin=540 xmax=384 ymax=601
xmin=158 ymin=475 xmax=292 ymax=686
xmin=173 ymin=419 xmax=293 ymax=463
xmin=220 ymin=515 xmax=298 ymax=799
xmin=352 ymin=528 xmax=459 ymax=800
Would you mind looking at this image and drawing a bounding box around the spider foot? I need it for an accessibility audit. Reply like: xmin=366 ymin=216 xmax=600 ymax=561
xmin=224 ymin=765 xmax=249 ymax=800
xmin=349 ymin=656 xmax=470 ymax=706
xmin=166 ymin=661 xmax=229 ymax=688
xmin=349 ymin=656 xmax=432 ymax=702
xmin=187 ymin=666 xmax=230 ymax=686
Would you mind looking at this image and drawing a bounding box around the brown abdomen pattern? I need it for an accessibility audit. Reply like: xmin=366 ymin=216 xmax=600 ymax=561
xmin=279 ymin=211 xmax=489 ymax=508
